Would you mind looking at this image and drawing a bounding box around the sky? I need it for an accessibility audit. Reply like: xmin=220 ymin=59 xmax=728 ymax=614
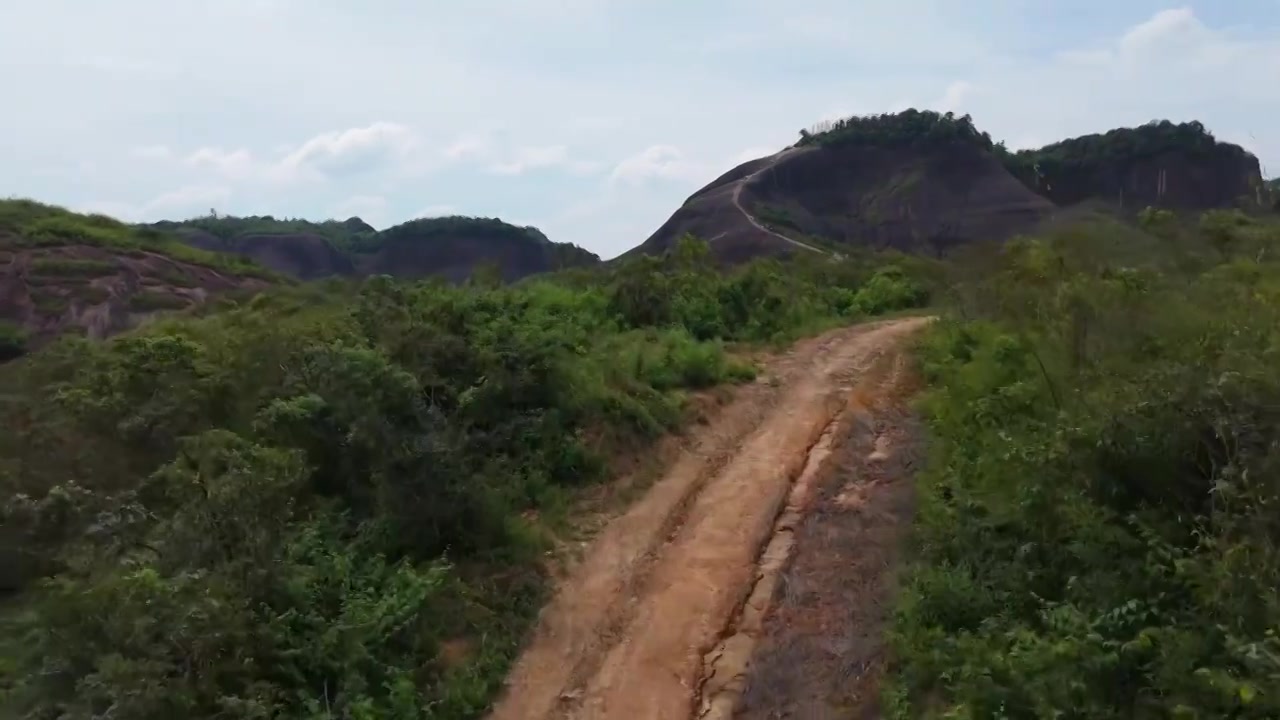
xmin=1 ymin=2 xmax=1278 ymax=259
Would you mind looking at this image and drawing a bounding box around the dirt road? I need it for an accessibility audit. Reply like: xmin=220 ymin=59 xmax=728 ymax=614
xmin=488 ymin=317 xmax=929 ymax=720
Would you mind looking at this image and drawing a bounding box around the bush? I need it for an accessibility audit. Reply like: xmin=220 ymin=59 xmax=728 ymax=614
xmin=887 ymin=212 xmax=1280 ymax=719
xmin=0 ymin=235 xmax=924 ymax=717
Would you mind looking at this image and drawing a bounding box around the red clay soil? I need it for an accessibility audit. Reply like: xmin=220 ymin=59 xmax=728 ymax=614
xmin=487 ymin=317 xmax=931 ymax=720
xmin=732 ymin=350 xmax=924 ymax=720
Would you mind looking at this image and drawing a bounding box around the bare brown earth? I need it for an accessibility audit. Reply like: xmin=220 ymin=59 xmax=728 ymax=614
xmin=731 ymin=350 xmax=924 ymax=720
xmin=488 ymin=316 xmax=931 ymax=720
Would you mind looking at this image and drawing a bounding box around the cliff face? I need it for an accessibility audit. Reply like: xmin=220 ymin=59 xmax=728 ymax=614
xmin=1016 ymin=147 xmax=1263 ymax=210
xmin=1007 ymin=121 xmax=1264 ymax=210
xmin=628 ymin=140 xmax=1054 ymax=264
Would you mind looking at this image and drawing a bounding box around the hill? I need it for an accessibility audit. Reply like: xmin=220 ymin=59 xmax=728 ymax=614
xmin=0 ymin=199 xmax=276 ymax=360
xmin=1004 ymin=119 xmax=1263 ymax=209
xmin=149 ymin=214 xmax=600 ymax=281
xmin=631 ymin=111 xmax=1263 ymax=264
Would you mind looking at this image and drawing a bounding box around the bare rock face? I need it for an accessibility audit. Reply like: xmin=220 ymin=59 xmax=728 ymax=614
xmin=0 ymin=239 xmax=270 ymax=356
xmin=176 ymin=229 xmax=356 ymax=280
xmin=629 ymin=116 xmax=1263 ymax=266
xmin=628 ymin=141 xmax=1055 ymax=264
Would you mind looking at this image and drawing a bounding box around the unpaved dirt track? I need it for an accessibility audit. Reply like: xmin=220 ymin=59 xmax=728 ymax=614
xmin=732 ymin=351 xmax=923 ymax=720
xmin=488 ymin=317 xmax=930 ymax=720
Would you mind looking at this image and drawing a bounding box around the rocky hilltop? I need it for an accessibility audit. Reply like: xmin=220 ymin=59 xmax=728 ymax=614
xmin=149 ymin=214 xmax=600 ymax=282
xmin=1005 ymin=120 xmax=1263 ymax=210
xmin=0 ymin=200 xmax=275 ymax=358
xmin=631 ymin=111 xmax=1264 ymax=264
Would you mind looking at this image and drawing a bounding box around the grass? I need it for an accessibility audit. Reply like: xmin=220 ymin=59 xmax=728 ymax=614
xmin=31 ymin=293 xmax=69 ymax=315
xmin=0 ymin=198 xmax=284 ymax=282
xmin=29 ymin=257 xmax=117 ymax=278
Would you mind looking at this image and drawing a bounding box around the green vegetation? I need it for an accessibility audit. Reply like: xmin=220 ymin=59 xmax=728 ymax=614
xmin=153 ymin=212 xmax=599 ymax=269
xmin=29 ymin=257 xmax=117 ymax=278
xmin=1007 ymin=120 xmax=1246 ymax=174
xmin=1 ymin=200 xmax=281 ymax=281
xmin=797 ymin=109 xmax=998 ymax=151
xmin=1001 ymin=121 xmax=1257 ymax=204
xmin=0 ymin=321 xmax=26 ymax=362
xmin=0 ymin=236 xmax=926 ymax=719
xmin=375 ymin=217 xmax=599 ymax=268
xmin=753 ymin=204 xmax=803 ymax=233
xmin=149 ymin=212 xmax=377 ymax=251
xmin=888 ymin=210 xmax=1280 ymax=717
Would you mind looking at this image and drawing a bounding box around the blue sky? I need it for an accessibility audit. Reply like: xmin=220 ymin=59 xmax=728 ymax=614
xmin=1 ymin=1 xmax=1277 ymax=259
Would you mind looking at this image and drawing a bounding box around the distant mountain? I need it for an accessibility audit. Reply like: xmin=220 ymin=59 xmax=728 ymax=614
xmin=629 ymin=111 xmax=1264 ymax=265
xmin=147 ymin=214 xmax=600 ymax=281
xmin=627 ymin=110 xmax=1053 ymax=263
xmin=1003 ymin=120 xmax=1263 ymax=210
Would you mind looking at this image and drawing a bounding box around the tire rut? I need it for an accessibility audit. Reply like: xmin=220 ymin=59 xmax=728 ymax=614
xmin=487 ymin=318 xmax=930 ymax=720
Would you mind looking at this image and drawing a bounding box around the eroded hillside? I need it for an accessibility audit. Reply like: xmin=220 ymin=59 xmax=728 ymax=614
xmin=0 ymin=200 xmax=275 ymax=358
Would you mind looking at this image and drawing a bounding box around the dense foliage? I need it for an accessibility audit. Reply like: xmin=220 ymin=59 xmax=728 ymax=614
xmin=147 ymin=213 xmax=377 ymax=251
xmin=0 ymin=236 xmax=927 ymax=719
xmin=797 ymin=109 xmax=999 ymax=151
xmin=1002 ymin=120 xmax=1259 ymax=204
xmin=1008 ymin=119 xmax=1247 ymax=171
xmin=152 ymin=212 xmax=599 ymax=266
xmin=888 ymin=211 xmax=1280 ymax=717
xmin=0 ymin=200 xmax=279 ymax=280
xmin=376 ymin=217 xmax=599 ymax=268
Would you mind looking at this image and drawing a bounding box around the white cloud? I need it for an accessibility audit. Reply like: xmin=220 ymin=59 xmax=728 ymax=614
xmin=489 ymin=145 xmax=569 ymax=175
xmin=278 ymin=122 xmax=420 ymax=180
xmin=1119 ymin=8 xmax=1202 ymax=56
xmin=609 ymin=145 xmax=707 ymax=186
xmin=487 ymin=145 xmax=601 ymax=176
xmin=935 ymin=81 xmax=974 ymax=112
xmin=185 ymin=147 xmax=256 ymax=180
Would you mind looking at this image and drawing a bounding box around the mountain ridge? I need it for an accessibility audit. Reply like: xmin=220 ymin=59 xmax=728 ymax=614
xmin=631 ymin=111 xmax=1264 ymax=264
xmin=148 ymin=213 xmax=600 ymax=281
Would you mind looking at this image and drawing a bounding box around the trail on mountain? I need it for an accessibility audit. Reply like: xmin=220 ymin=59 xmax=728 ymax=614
xmin=728 ymin=148 xmax=833 ymax=257
xmin=488 ymin=316 xmax=930 ymax=720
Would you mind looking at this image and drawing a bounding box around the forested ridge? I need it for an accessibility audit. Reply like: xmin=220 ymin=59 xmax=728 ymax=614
xmin=797 ymin=111 xmax=1251 ymax=171
xmin=149 ymin=212 xmax=596 ymax=261
xmin=796 ymin=111 xmax=1262 ymax=210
